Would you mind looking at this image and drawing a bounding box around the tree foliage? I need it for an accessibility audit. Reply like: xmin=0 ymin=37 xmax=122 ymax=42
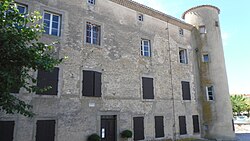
xmin=230 ymin=95 xmax=248 ymax=115
xmin=0 ymin=0 xmax=61 ymax=117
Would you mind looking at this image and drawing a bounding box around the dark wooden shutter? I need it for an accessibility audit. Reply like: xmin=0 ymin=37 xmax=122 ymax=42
xmin=155 ymin=116 xmax=164 ymax=138
xmin=192 ymin=115 xmax=200 ymax=133
xmin=36 ymin=120 xmax=55 ymax=141
xmin=142 ymin=77 xmax=154 ymax=99
xmin=82 ymin=70 xmax=94 ymax=96
xmin=181 ymin=81 xmax=191 ymax=100
xmin=37 ymin=68 xmax=59 ymax=95
xmin=94 ymin=72 xmax=101 ymax=97
xmin=179 ymin=116 xmax=187 ymax=135
xmin=133 ymin=117 xmax=144 ymax=140
xmin=0 ymin=121 xmax=14 ymax=141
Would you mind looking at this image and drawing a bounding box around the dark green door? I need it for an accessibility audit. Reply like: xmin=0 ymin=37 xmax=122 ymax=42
xmin=101 ymin=115 xmax=116 ymax=141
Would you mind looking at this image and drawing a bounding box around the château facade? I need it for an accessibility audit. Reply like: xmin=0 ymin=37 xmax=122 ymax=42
xmin=0 ymin=0 xmax=235 ymax=141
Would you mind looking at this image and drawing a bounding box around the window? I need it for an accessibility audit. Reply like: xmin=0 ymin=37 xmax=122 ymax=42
xmin=179 ymin=48 xmax=188 ymax=64
xmin=202 ymin=54 xmax=209 ymax=62
xmin=206 ymin=86 xmax=214 ymax=101
xmin=199 ymin=25 xmax=206 ymax=34
xmin=0 ymin=121 xmax=15 ymax=141
xmin=142 ymin=77 xmax=154 ymax=99
xmin=179 ymin=116 xmax=187 ymax=135
xmin=17 ymin=4 xmax=27 ymax=14
xmin=155 ymin=116 xmax=164 ymax=138
xmin=141 ymin=40 xmax=151 ymax=57
xmin=192 ymin=115 xmax=200 ymax=133
xmin=82 ymin=70 xmax=101 ymax=97
xmin=36 ymin=120 xmax=55 ymax=141
xmin=43 ymin=12 xmax=61 ymax=36
xmin=181 ymin=81 xmax=191 ymax=100
xmin=86 ymin=22 xmax=101 ymax=45
xmin=179 ymin=28 xmax=184 ymax=36
xmin=87 ymin=0 xmax=95 ymax=5
xmin=215 ymin=21 xmax=219 ymax=27
xmin=133 ymin=117 xmax=144 ymax=140
xmin=37 ymin=67 xmax=59 ymax=95
xmin=138 ymin=14 xmax=143 ymax=21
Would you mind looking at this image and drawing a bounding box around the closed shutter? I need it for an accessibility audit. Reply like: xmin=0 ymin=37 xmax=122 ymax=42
xmin=181 ymin=81 xmax=191 ymax=100
xmin=192 ymin=115 xmax=200 ymax=133
xmin=0 ymin=121 xmax=14 ymax=141
xmin=37 ymin=68 xmax=59 ymax=95
xmin=82 ymin=70 xmax=94 ymax=96
xmin=142 ymin=77 xmax=154 ymax=99
xmin=133 ymin=117 xmax=144 ymax=140
xmin=94 ymin=72 xmax=101 ymax=97
xmin=155 ymin=116 xmax=164 ymax=138
xmin=36 ymin=120 xmax=55 ymax=141
xmin=179 ymin=116 xmax=187 ymax=135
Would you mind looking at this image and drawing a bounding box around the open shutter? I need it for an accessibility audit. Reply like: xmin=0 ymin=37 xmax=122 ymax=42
xmin=155 ymin=116 xmax=164 ymax=138
xmin=192 ymin=115 xmax=200 ymax=133
xmin=181 ymin=81 xmax=191 ymax=100
xmin=0 ymin=121 xmax=14 ymax=141
xmin=133 ymin=117 xmax=144 ymax=140
xmin=179 ymin=116 xmax=187 ymax=135
xmin=37 ymin=67 xmax=59 ymax=95
xmin=83 ymin=70 xmax=94 ymax=96
xmin=94 ymin=72 xmax=101 ymax=97
xmin=36 ymin=120 xmax=55 ymax=141
xmin=142 ymin=77 xmax=154 ymax=99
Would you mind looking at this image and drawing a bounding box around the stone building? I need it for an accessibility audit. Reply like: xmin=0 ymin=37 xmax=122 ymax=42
xmin=0 ymin=0 xmax=235 ymax=141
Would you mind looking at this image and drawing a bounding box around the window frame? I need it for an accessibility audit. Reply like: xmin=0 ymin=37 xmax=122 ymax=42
xmin=181 ymin=81 xmax=191 ymax=100
xmin=87 ymin=0 xmax=95 ymax=5
xmin=82 ymin=70 xmax=102 ymax=97
xmin=141 ymin=39 xmax=151 ymax=57
xmin=179 ymin=116 xmax=187 ymax=135
xmin=206 ymin=86 xmax=214 ymax=101
xmin=133 ymin=117 xmax=144 ymax=140
xmin=138 ymin=14 xmax=143 ymax=21
xmin=192 ymin=115 xmax=200 ymax=134
xmin=155 ymin=116 xmax=164 ymax=138
xmin=16 ymin=3 xmax=27 ymax=14
xmin=202 ymin=54 xmax=209 ymax=62
xmin=142 ymin=77 xmax=154 ymax=99
xmin=199 ymin=25 xmax=206 ymax=34
xmin=86 ymin=22 xmax=101 ymax=45
xmin=179 ymin=28 xmax=184 ymax=36
xmin=179 ymin=48 xmax=188 ymax=64
xmin=43 ymin=11 xmax=61 ymax=36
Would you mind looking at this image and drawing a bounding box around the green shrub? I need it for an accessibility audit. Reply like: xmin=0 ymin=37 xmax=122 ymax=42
xmin=87 ymin=133 xmax=100 ymax=141
xmin=120 ymin=130 xmax=133 ymax=138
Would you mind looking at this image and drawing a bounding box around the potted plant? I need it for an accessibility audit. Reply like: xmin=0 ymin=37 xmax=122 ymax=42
xmin=121 ymin=129 xmax=133 ymax=139
xmin=87 ymin=133 xmax=100 ymax=141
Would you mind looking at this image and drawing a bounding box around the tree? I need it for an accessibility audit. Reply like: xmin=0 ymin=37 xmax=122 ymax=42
xmin=230 ymin=95 xmax=248 ymax=115
xmin=245 ymin=99 xmax=250 ymax=117
xmin=0 ymin=0 xmax=62 ymax=117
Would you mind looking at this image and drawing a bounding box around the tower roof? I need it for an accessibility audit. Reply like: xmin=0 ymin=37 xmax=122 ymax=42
xmin=182 ymin=5 xmax=220 ymax=19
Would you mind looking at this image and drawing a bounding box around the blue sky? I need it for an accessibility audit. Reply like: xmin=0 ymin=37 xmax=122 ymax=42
xmin=133 ymin=0 xmax=250 ymax=94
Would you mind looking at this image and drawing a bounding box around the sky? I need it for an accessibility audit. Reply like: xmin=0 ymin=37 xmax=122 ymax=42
xmin=133 ymin=0 xmax=250 ymax=94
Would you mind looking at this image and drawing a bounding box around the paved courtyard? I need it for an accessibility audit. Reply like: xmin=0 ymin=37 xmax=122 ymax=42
xmin=235 ymin=124 xmax=250 ymax=141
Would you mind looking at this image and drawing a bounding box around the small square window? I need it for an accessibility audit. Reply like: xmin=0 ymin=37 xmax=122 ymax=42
xmin=88 ymin=0 xmax=95 ymax=5
xmin=206 ymin=86 xmax=214 ymax=101
xmin=199 ymin=25 xmax=206 ymax=34
xmin=141 ymin=39 xmax=151 ymax=57
xmin=203 ymin=54 xmax=209 ymax=62
xmin=138 ymin=14 xmax=143 ymax=21
xmin=179 ymin=28 xmax=184 ymax=36
xmin=179 ymin=48 xmax=188 ymax=64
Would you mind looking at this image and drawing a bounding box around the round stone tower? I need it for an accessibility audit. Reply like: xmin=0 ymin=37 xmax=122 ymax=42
xmin=183 ymin=5 xmax=235 ymax=140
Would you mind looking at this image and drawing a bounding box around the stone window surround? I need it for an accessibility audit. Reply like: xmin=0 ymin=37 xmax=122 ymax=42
xmin=179 ymin=47 xmax=188 ymax=64
xmin=202 ymin=53 xmax=209 ymax=62
xmin=141 ymin=39 xmax=151 ymax=57
xmin=16 ymin=3 xmax=28 ymax=14
xmin=43 ymin=11 xmax=61 ymax=36
xmin=206 ymin=85 xmax=214 ymax=101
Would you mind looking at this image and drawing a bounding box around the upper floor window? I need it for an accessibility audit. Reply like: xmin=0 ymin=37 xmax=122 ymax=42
xmin=141 ymin=39 xmax=151 ymax=57
xmin=0 ymin=121 xmax=15 ymax=141
xmin=36 ymin=120 xmax=56 ymax=141
xmin=199 ymin=25 xmax=206 ymax=34
xmin=206 ymin=86 xmax=214 ymax=101
xmin=192 ymin=115 xmax=200 ymax=133
xmin=142 ymin=77 xmax=154 ymax=99
xmin=181 ymin=81 xmax=191 ymax=100
xmin=82 ymin=70 xmax=102 ymax=97
xmin=179 ymin=28 xmax=184 ymax=36
xmin=179 ymin=48 xmax=188 ymax=64
xmin=202 ymin=54 xmax=209 ymax=62
xmin=179 ymin=116 xmax=187 ymax=135
xmin=138 ymin=14 xmax=143 ymax=21
xmin=88 ymin=0 xmax=95 ymax=5
xmin=215 ymin=21 xmax=219 ymax=27
xmin=16 ymin=3 xmax=27 ymax=14
xmin=43 ymin=12 xmax=61 ymax=36
xmin=155 ymin=116 xmax=164 ymax=138
xmin=86 ymin=22 xmax=101 ymax=45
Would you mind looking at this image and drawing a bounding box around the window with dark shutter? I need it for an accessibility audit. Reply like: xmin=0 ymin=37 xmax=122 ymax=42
xmin=142 ymin=77 xmax=154 ymax=99
xmin=133 ymin=117 xmax=144 ymax=140
xmin=0 ymin=121 xmax=15 ymax=141
xmin=192 ymin=115 xmax=200 ymax=133
xmin=179 ymin=116 xmax=187 ymax=135
xmin=36 ymin=120 xmax=55 ymax=141
xmin=155 ymin=116 xmax=164 ymax=138
xmin=82 ymin=70 xmax=102 ymax=97
xmin=37 ymin=68 xmax=59 ymax=95
xmin=181 ymin=81 xmax=191 ymax=100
